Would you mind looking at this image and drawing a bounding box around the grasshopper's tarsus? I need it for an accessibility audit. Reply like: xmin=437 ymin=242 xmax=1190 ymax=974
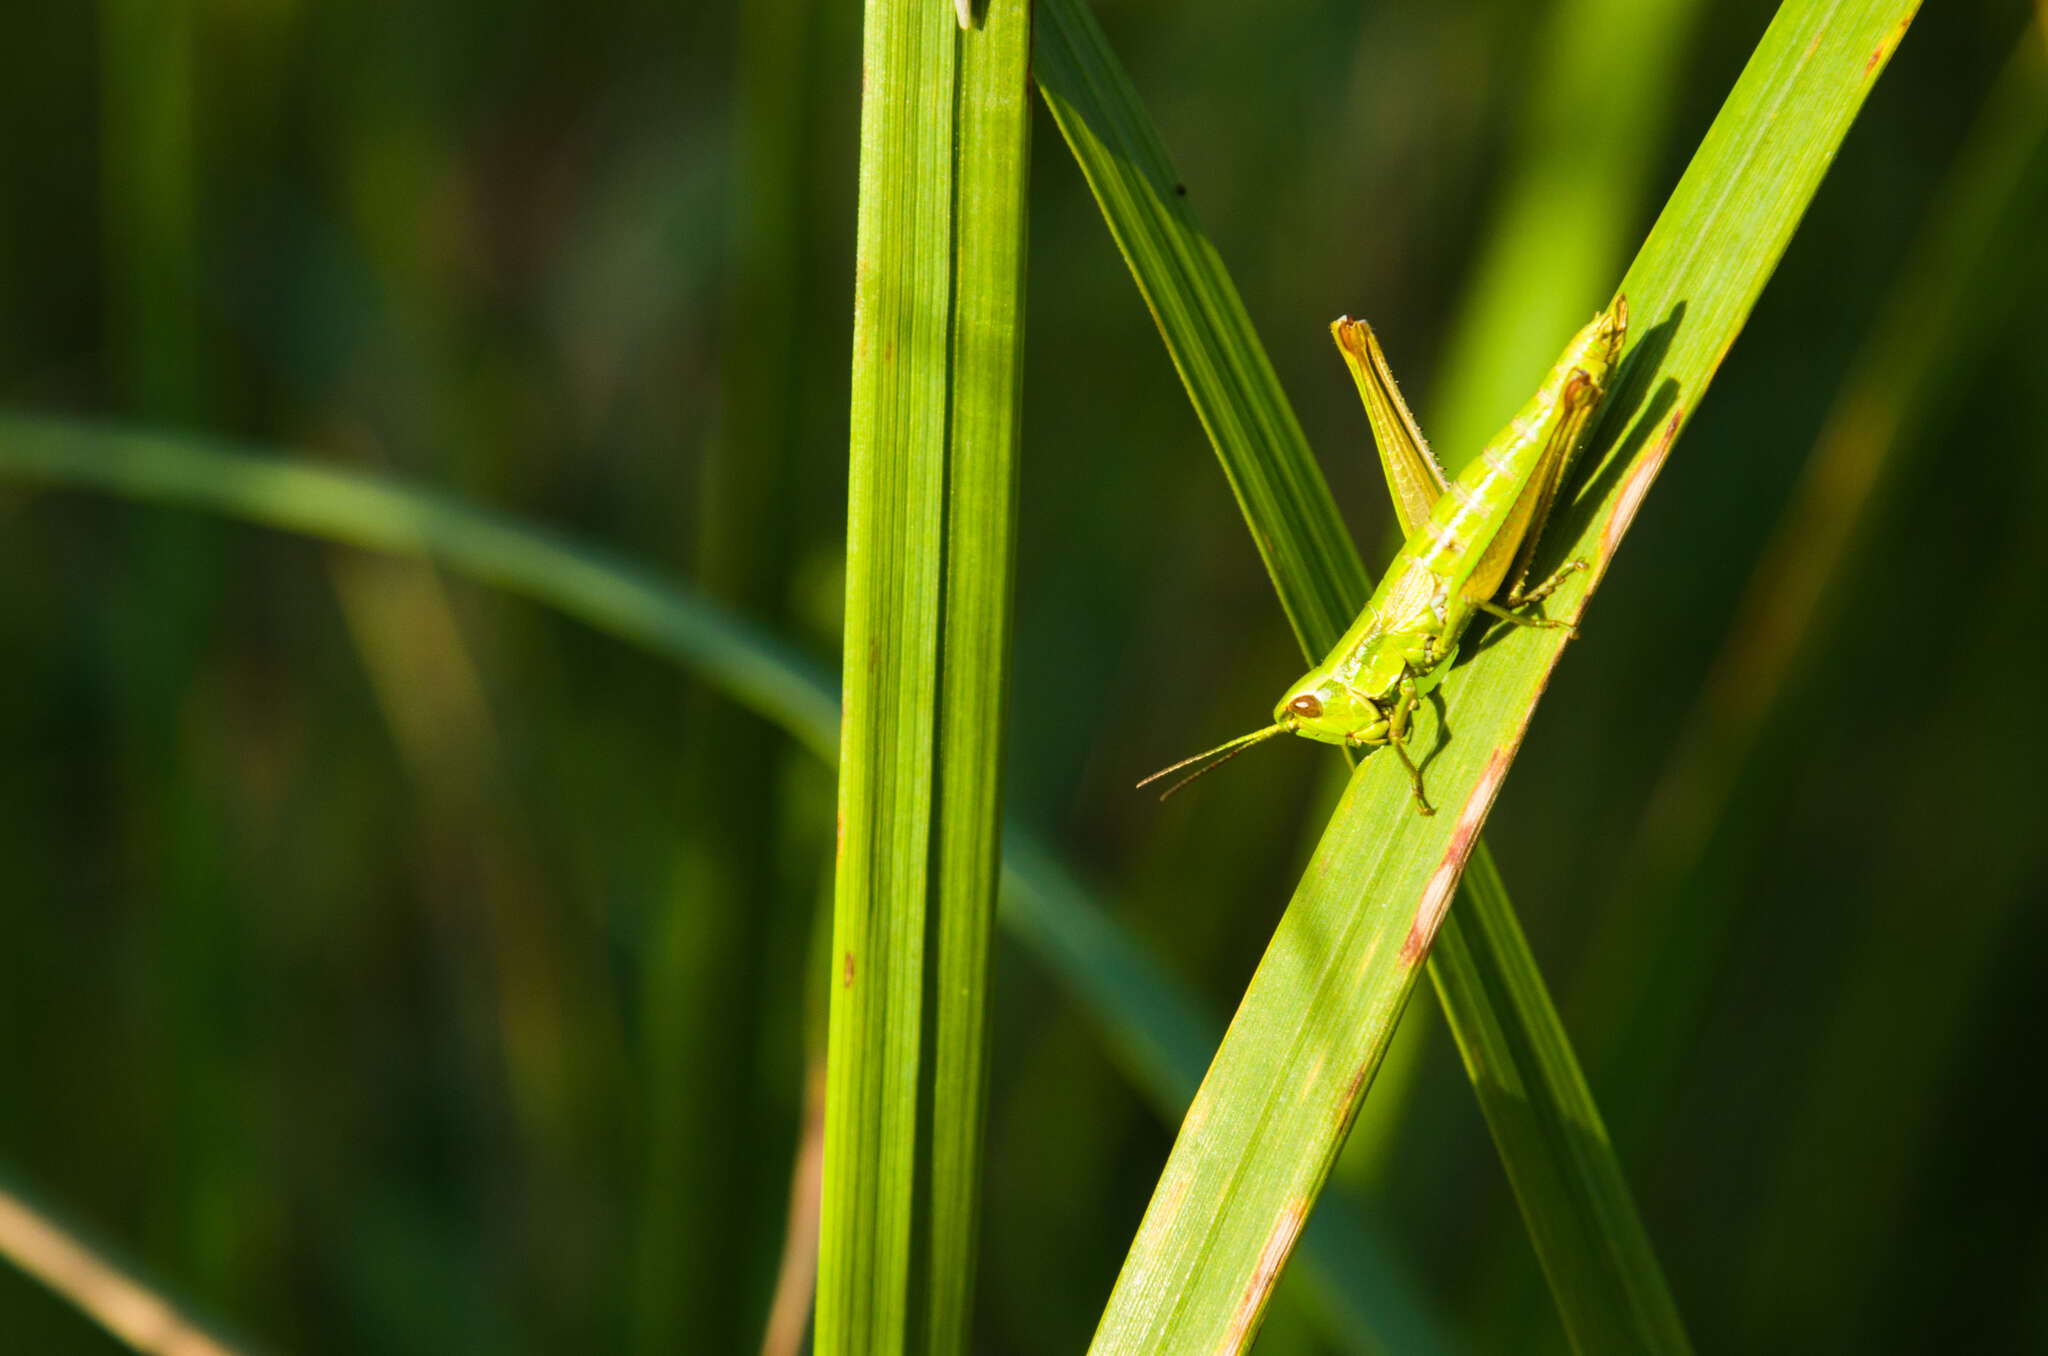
xmin=1481 ymin=558 xmax=1589 ymax=638
xmin=1507 ymin=557 xmax=1581 ymax=610
xmin=1507 ymin=557 xmax=1587 ymax=608
xmin=1478 ymin=598 xmax=1577 ymax=638
xmin=1389 ymin=734 xmax=1432 ymax=815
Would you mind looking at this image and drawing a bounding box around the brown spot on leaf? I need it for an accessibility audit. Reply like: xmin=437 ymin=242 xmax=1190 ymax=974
xmin=1224 ymin=1201 xmax=1309 ymax=1350
xmin=842 ymin=951 xmax=857 ymax=988
xmin=1399 ymin=749 xmax=1510 ymax=964
xmin=1865 ymin=12 xmax=1912 ymax=77
xmin=1399 ymin=863 xmax=1458 ymax=967
xmin=1344 ymin=1058 xmax=1375 ymax=1106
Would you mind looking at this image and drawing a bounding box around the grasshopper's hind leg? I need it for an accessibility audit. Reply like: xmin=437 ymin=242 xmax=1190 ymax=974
xmin=1387 ymin=675 xmax=1434 ymax=816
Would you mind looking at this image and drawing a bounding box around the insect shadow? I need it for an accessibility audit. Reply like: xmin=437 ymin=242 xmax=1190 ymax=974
xmin=1461 ymin=302 xmax=1685 ymax=668
xmin=1458 ymin=305 xmax=1679 ymax=671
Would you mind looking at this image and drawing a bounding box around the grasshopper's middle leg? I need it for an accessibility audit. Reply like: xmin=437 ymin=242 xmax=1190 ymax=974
xmin=1385 ymin=675 xmax=1434 ymax=816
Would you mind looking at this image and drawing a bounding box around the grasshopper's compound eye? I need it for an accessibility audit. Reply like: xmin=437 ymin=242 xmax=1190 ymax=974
xmin=1286 ymin=693 xmax=1323 ymax=721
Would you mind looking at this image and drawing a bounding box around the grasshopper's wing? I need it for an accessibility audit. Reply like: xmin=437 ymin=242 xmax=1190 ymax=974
xmin=1331 ymin=317 xmax=1449 ymax=538
xmin=1468 ymin=370 xmax=1598 ymax=603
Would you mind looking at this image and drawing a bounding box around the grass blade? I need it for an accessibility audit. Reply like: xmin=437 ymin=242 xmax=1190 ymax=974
xmin=1085 ymin=3 xmax=1919 ymax=1351
xmin=1431 ymin=855 xmax=1686 ymax=1350
xmin=1034 ymin=0 xmax=1683 ymax=1342
xmin=997 ymin=843 xmax=1451 ymax=1356
xmin=926 ymin=0 xmax=1034 ymax=1345
xmin=823 ymin=0 xmax=1032 ymax=1348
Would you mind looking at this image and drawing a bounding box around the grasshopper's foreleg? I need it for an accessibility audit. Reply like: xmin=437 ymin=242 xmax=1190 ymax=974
xmin=1386 ymin=674 xmax=1434 ymax=817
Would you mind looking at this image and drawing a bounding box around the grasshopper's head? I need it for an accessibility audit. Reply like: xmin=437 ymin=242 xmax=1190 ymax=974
xmin=1273 ymin=676 xmax=1387 ymax=750
xmin=1136 ymin=671 xmax=1376 ymax=800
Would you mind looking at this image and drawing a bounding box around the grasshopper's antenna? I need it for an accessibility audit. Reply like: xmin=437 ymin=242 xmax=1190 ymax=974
xmin=1136 ymin=723 xmax=1289 ymax=801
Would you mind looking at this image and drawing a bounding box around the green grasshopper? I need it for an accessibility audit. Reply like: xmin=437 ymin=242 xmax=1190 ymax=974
xmin=1140 ymin=296 xmax=1628 ymax=814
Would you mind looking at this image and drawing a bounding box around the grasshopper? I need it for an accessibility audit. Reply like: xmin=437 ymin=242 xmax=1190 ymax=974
xmin=1140 ymin=296 xmax=1628 ymax=813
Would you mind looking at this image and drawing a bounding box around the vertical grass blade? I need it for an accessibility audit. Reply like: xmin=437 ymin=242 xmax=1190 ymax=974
xmin=1035 ymin=0 xmax=1683 ymax=1341
xmin=1088 ymin=3 xmax=1919 ymax=1351
xmin=817 ymin=0 xmax=954 ymax=1333
xmin=821 ymin=0 xmax=1031 ymax=1349
xmin=924 ymin=0 xmax=1033 ymax=1346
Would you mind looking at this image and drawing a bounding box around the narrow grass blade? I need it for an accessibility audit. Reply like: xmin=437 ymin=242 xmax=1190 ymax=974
xmin=823 ymin=2 xmax=957 ymax=1334
xmin=1430 ymin=856 xmax=1686 ymax=1350
xmin=925 ymin=0 xmax=1033 ymax=1345
xmin=822 ymin=0 xmax=1032 ymax=1349
xmin=0 ymin=413 xmax=1450 ymax=1352
xmin=1034 ymin=0 xmax=1683 ymax=1343
xmin=1087 ymin=4 xmax=1919 ymax=1352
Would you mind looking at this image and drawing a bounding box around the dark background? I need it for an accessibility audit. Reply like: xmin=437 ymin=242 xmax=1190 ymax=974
xmin=2 ymin=0 xmax=2044 ymax=1351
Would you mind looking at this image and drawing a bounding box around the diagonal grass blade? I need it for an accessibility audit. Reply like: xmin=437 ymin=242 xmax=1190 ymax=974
xmin=1086 ymin=4 xmax=1920 ymax=1351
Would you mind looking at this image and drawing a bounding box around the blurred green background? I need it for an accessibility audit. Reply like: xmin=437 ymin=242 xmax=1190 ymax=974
xmin=3 ymin=0 xmax=2046 ymax=1351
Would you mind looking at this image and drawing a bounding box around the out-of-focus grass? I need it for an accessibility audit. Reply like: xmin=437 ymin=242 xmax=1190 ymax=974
xmin=1573 ymin=13 xmax=2048 ymax=1148
xmin=0 ymin=411 xmax=1446 ymax=1353
xmin=633 ymin=0 xmax=824 ymax=1343
xmin=2 ymin=0 xmax=2043 ymax=1350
